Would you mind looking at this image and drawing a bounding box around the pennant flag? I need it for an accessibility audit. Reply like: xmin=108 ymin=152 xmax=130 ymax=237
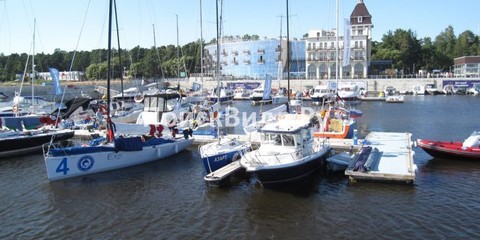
xmin=343 ymin=18 xmax=351 ymax=67
xmin=49 ymin=68 xmax=62 ymax=95
xmin=263 ymin=75 xmax=272 ymax=100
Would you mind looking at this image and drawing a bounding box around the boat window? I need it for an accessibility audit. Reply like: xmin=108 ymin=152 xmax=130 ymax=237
xmin=282 ymin=134 xmax=295 ymax=146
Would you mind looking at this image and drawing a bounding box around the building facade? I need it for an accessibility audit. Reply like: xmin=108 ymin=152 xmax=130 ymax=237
xmin=453 ymin=56 xmax=480 ymax=78
xmin=204 ymin=37 xmax=305 ymax=80
xmin=305 ymin=0 xmax=373 ymax=79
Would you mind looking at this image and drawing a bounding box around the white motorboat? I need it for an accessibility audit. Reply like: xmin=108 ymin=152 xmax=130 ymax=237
xmin=425 ymin=84 xmax=438 ymax=95
xmin=311 ymin=81 xmax=336 ymax=105
xmin=385 ymin=95 xmax=404 ymax=103
xmin=239 ymin=113 xmax=331 ymax=186
xmin=337 ymin=82 xmax=362 ymax=101
xmin=412 ymin=85 xmax=425 ymax=95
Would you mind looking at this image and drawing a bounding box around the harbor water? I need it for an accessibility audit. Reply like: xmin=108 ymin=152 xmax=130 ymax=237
xmin=1 ymin=95 xmax=480 ymax=239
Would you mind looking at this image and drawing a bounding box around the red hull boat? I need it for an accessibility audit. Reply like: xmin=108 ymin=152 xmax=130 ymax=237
xmin=417 ymin=131 xmax=480 ymax=160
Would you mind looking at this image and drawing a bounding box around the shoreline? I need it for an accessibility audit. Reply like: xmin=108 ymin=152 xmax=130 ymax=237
xmin=2 ymin=77 xmax=479 ymax=97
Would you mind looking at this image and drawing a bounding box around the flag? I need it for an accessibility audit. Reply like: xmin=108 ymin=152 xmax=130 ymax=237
xmin=263 ymin=75 xmax=272 ymax=100
xmin=49 ymin=68 xmax=62 ymax=95
xmin=343 ymin=18 xmax=351 ymax=67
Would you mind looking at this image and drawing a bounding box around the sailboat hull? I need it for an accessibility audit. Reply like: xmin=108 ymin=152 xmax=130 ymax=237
xmin=0 ymin=129 xmax=74 ymax=158
xmin=44 ymin=137 xmax=193 ymax=181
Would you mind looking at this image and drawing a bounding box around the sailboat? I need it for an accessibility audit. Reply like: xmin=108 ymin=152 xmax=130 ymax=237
xmin=0 ymin=19 xmax=75 ymax=158
xmin=250 ymin=76 xmax=273 ymax=105
xmin=42 ymin=0 xmax=193 ymax=181
xmin=199 ymin=0 xmax=252 ymax=175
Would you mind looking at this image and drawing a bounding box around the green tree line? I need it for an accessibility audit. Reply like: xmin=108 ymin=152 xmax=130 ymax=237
xmin=0 ymin=27 xmax=477 ymax=82
xmin=371 ymin=25 xmax=478 ymax=74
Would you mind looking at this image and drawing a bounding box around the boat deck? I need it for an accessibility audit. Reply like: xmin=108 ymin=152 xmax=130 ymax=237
xmin=345 ymin=132 xmax=416 ymax=184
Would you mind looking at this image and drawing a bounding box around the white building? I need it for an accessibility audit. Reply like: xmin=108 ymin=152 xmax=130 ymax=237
xmin=305 ymin=0 xmax=373 ymax=79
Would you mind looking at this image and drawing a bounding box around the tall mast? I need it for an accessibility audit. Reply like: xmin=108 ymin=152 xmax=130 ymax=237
xmin=106 ymin=0 xmax=114 ymax=142
xmin=199 ymin=0 xmax=204 ymax=83
xmin=176 ymin=14 xmax=180 ymax=87
xmin=215 ymin=0 xmax=221 ymax=143
xmin=31 ymin=18 xmax=36 ymax=111
xmin=286 ymin=0 xmax=290 ymax=113
xmin=335 ymin=0 xmax=339 ymax=89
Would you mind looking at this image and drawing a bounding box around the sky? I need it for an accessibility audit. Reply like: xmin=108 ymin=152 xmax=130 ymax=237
xmin=1 ymin=0 xmax=479 ymax=55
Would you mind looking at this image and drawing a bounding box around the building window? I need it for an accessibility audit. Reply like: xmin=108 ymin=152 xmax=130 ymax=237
xmin=358 ymin=16 xmax=363 ymax=23
xmin=360 ymin=41 xmax=363 ymax=48
xmin=358 ymin=30 xmax=363 ymax=35
xmin=313 ymin=43 xmax=316 ymax=49
xmin=355 ymin=41 xmax=358 ymax=48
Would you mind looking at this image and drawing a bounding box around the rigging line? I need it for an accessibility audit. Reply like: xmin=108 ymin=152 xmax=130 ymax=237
xmin=152 ymin=24 xmax=165 ymax=80
xmin=69 ymin=0 xmax=92 ymax=72
xmin=114 ymin=0 xmax=124 ymax=98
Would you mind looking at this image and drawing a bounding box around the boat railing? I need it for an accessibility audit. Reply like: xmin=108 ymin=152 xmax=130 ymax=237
xmin=42 ymin=140 xmax=76 ymax=158
xmin=245 ymin=148 xmax=304 ymax=166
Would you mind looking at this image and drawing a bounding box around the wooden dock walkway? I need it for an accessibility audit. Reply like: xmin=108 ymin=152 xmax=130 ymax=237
xmin=204 ymin=160 xmax=244 ymax=186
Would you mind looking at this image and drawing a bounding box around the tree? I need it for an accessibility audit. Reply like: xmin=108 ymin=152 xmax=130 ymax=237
xmin=455 ymin=30 xmax=479 ymax=57
xmin=434 ymin=25 xmax=456 ymax=59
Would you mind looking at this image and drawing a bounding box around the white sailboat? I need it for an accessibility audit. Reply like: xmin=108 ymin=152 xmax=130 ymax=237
xmin=43 ymin=0 xmax=193 ymax=181
xmin=0 ymin=19 xmax=75 ymax=158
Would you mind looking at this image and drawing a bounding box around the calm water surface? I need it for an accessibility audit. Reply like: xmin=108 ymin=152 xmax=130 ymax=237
xmin=1 ymin=95 xmax=480 ymax=239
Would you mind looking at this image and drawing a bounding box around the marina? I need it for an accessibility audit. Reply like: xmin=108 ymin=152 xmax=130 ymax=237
xmin=1 ymin=0 xmax=480 ymax=237
xmin=0 ymin=93 xmax=479 ymax=238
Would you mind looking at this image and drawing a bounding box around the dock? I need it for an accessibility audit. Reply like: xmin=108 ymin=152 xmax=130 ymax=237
xmin=204 ymin=160 xmax=244 ymax=186
xmin=345 ymin=132 xmax=416 ymax=184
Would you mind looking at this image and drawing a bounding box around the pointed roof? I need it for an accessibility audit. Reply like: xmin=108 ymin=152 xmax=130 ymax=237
xmin=350 ymin=0 xmax=372 ymax=25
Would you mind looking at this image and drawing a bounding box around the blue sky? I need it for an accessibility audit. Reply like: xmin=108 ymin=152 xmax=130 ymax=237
xmin=1 ymin=0 xmax=479 ymax=55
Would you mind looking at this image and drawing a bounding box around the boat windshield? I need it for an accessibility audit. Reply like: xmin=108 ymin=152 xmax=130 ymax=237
xmin=262 ymin=133 xmax=295 ymax=146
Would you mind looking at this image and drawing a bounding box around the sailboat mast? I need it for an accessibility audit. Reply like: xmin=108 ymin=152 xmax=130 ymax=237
xmin=286 ymin=0 xmax=290 ymax=113
xmin=106 ymin=0 xmax=114 ymax=141
xmin=335 ymin=0 xmax=339 ymax=89
xmin=200 ymin=0 xmax=204 ymax=83
xmin=176 ymin=14 xmax=180 ymax=87
xmin=32 ymin=18 xmax=36 ymax=111
xmin=215 ymin=0 xmax=221 ymax=142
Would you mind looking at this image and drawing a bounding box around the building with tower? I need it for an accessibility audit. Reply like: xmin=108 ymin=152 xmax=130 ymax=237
xmin=305 ymin=0 xmax=373 ymax=79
